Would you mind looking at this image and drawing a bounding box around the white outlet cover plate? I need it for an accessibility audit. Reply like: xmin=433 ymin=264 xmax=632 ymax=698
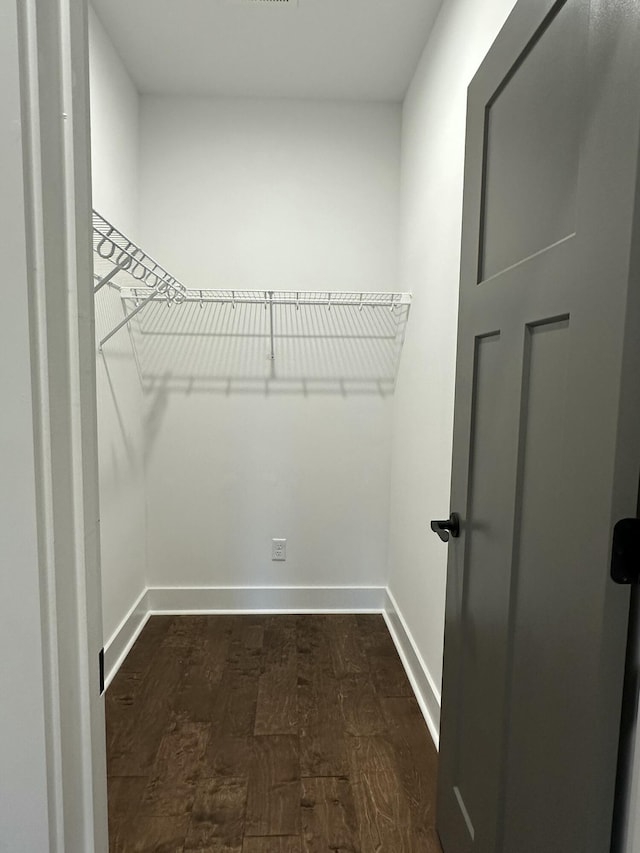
xmin=272 ymin=538 xmax=287 ymax=561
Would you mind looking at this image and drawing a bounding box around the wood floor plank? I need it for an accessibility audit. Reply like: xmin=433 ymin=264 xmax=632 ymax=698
xmin=348 ymin=730 xmax=406 ymax=849
xmin=174 ymin=618 xmax=234 ymax=722
xmin=201 ymin=617 xmax=234 ymax=672
xmin=173 ymin=664 xmax=218 ymax=723
xmin=380 ymin=697 xmax=439 ymax=831
xmin=337 ymin=674 xmax=386 ymax=737
xmin=122 ymin=814 xmax=190 ymax=853
xmin=346 ymin=735 xmax=397 ymax=775
xmin=255 ymin=617 xmax=298 ymax=735
xmin=108 ymin=652 xmax=185 ymax=776
xmin=220 ymin=668 xmax=261 ymax=737
xmin=300 ymin=777 xmax=359 ymax=853
xmin=243 ymin=623 xmax=266 ymax=653
xmin=298 ymin=620 xmax=346 ymax=778
xmin=300 ymin=734 xmax=348 ymax=779
xmin=255 ymin=663 xmax=298 ymax=736
xmin=203 ymin=737 xmax=254 ymax=779
xmin=298 ymin=664 xmax=344 ymax=738
xmin=108 ymin=776 xmax=148 ymax=849
xmin=163 ymin=616 xmax=208 ymax=653
xmin=349 ymin=712 xmax=442 ymax=853
xmin=351 ymin=770 xmax=414 ymax=853
xmin=327 ymin=615 xmax=370 ymax=678
xmin=356 ymin=614 xmax=396 ymax=657
xmin=105 ymin=670 xmax=144 ymax=762
xmin=368 ymin=652 xmax=413 ymax=698
xmin=227 ymin=618 xmax=265 ymax=669
xmin=206 ymin=619 xmax=264 ymax=740
xmin=184 ymin=777 xmax=248 ymax=851
xmin=140 ymin=721 xmax=211 ymax=815
xmin=245 ymin=735 xmax=300 ymax=837
xmin=118 ymin=616 xmax=174 ymax=675
xmin=242 ymin=839 xmax=301 ymax=853
xmin=263 ymin=615 xmax=297 ymax=664
xmin=296 ymin=616 xmax=334 ymax=678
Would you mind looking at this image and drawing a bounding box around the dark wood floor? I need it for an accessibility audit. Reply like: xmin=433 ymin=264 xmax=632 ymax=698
xmin=106 ymin=614 xmax=443 ymax=852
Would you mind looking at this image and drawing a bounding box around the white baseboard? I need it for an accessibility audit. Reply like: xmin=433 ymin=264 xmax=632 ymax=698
xmin=103 ymin=584 xmax=442 ymax=752
xmin=104 ymin=585 xmax=385 ymax=686
xmin=146 ymin=585 xmax=386 ymax=614
xmin=103 ymin=587 xmax=150 ymax=690
xmin=383 ymin=587 xmax=441 ymax=749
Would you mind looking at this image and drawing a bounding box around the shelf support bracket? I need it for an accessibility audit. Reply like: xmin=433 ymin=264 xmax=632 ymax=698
xmin=99 ymin=290 xmax=157 ymax=349
xmin=93 ymin=258 xmax=130 ymax=294
xmin=268 ymin=291 xmax=275 ymax=361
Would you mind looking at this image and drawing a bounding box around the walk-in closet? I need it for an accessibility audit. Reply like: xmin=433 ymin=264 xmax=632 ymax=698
xmin=9 ymin=0 xmax=640 ymax=847
xmin=80 ymin=0 xmax=640 ymax=851
xmin=90 ymin=1 xmax=445 ymax=849
xmin=6 ymin=0 xmax=640 ymax=850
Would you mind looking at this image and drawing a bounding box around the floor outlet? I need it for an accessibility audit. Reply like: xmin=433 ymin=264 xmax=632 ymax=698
xmin=272 ymin=538 xmax=287 ymax=561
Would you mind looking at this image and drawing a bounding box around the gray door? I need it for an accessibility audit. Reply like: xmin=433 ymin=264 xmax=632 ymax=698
xmin=436 ymin=1 xmax=640 ymax=852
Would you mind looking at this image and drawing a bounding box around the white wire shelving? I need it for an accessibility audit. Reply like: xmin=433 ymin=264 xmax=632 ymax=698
xmin=119 ymin=287 xmax=411 ymax=362
xmin=92 ymin=210 xmax=412 ymax=387
xmin=93 ymin=210 xmax=187 ymax=348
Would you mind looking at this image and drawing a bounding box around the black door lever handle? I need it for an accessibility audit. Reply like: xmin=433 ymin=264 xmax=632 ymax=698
xmin=430 ymin=513 xmax=461 ymax=543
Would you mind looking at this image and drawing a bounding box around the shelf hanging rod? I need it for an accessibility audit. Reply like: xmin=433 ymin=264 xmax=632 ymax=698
xmin=94 ymin=234 xmax=184 ymax=302
xmin=92 ymin=211 xmax=187 ymax=304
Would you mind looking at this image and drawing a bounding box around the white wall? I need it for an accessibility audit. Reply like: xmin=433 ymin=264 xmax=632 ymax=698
xmin=138 ymin=97 xmax=401 ymax=590
xmin=139 ymin=97 xmax=400 ymax=293
xmin=388 ymin=0 xmax=517 ymax=703
xmin=89 ymin=7 xmax=139 ymax=237
xmin=89 ymin=7 xmax=147 ymax=642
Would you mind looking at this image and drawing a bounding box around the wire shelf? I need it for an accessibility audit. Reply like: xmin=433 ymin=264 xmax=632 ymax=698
xmin=93 ymin=211 xmax=187 ymax=303
xmin=120 ymin=287 xmax=411 ymax=309
xmin=92 ymin=211 xmax=412 ymax=390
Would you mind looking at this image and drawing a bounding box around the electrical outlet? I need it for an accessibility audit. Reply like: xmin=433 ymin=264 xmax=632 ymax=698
xmin=272 ymin=538 xmax=286 ymax=561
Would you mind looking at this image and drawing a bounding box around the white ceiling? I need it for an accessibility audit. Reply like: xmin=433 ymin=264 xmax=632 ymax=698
xmin=90 ymin=0 xmax=443 ymax=101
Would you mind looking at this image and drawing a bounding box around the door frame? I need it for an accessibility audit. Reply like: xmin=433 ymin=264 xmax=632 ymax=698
xmin=11 ymin=0 xmax=108 ymax=849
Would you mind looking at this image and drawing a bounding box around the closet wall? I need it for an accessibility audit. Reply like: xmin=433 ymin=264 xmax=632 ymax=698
xmin=90 ymin=8 xmax=147 ymax=643
xmin=388 ymin=0 xmax=518 ymax=695
xmin=90 ymin=4 xmax=403 ymax=621
xmin=137 ymin=97 xmax=401 ymax=593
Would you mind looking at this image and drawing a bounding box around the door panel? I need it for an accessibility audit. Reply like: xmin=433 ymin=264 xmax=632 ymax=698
xmin=480 ymin=0 xmax=586 ymax=282
xmin=456 ymin=333 xmax=511 ymax=850
xmin=437 ymin=0 xmax=640 ymax=851
xmin=501 ymin=317 xmax=583 ymax=853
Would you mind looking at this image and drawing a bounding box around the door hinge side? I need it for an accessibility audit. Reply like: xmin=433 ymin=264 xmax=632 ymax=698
xmin=611 ymin=518 xmax=640 ymax=584
xmin=99 ymin=647 xmax=105 ymax=695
